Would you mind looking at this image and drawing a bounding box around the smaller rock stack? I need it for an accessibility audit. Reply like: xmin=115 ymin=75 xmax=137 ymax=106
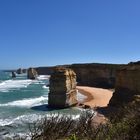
xmin=16 ymin=68 xmax=23 ymax=74
xmin=27 ymin=68 xmax=38 ymax=80
xmin=48 ymin=67 xmax=77 ymax=108
xmin=12 ymin=72 xmax=16 ymax=78
xmin=16 ymin=68 xmax=27 ymax=74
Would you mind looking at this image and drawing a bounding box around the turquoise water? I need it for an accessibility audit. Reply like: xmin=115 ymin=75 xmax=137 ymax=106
xmin=0 ymin=71 xmax=82 ymax=138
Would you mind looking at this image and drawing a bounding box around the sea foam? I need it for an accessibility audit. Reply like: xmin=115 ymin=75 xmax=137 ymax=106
xmin=76 ymin=90 xmax=87 ymax=102
xmin=0 ymin=79 xmax=32 ymax=92
xmin=0 ymin=96 xmax=48 ymax=108
xmin=37 ymin=75 xmax=50 ymax=80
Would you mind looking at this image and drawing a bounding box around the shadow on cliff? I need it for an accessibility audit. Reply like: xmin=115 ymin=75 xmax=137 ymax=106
xmin=31 ymin=104 xmax=61 ymax=112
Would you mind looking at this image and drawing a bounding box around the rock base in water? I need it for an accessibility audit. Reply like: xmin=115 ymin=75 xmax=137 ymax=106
xmin=27 ymin=68 xmax=38 ymax=80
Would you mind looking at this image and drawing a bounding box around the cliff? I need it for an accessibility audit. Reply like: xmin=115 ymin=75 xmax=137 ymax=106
xmin=35 ymin=66 xmax=55 ymax=75
xmin=35 ymin=63 xmax=123 ymax=88
xmin=69 ymin=63 xmax=123 ymax=88
xmin=109 ymin=65 xmax=140 ymax=106
xmin=48 ymin=67 xmax=77 ymax=108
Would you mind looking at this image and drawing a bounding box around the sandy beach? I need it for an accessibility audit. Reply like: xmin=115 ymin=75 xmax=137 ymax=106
xmin=77 ymin=86 xmax=114 ymax=124
xmin=77 ymin=86 xmax=113 ymax=108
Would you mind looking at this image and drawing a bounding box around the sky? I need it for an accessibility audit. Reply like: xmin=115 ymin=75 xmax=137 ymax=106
xmin=0 ymin=0 xmax=140 ymax=69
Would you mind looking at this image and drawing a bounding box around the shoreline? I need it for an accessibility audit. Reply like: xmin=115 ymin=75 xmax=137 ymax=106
xmin=76 ymin=86 xmax=114 ymax=124
xmin=77 ymin=86 xmax=113 ymax=108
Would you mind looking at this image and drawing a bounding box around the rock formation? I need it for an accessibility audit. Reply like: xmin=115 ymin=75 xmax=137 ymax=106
xmin=12 ymin=72 xmax=16 ymax=78
xmin=16 ymin=68 xmax=23 ymax=74
xmin=48 ymin=67 xmax=77 ymax=108
xmin=109 ymin=65 xmax=140 ymax=106
xmin=69 ymin=63 xmax=123 ymax=88
xmin=35 ymin=63 xmax=123 ymax=88
xmin=16 ymin=68 xmax=27 ymax=74
xmin=27 ymin=68 xmax=38 ymax=80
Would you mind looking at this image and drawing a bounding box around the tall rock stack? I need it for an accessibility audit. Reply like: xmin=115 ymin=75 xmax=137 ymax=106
xmin=27 ymin=68 xmax=38 ymax=80
xmin=48 ymin=67 xmax=77 ymax=108
xmin=109 ymin=65 xmax=140 ymax=106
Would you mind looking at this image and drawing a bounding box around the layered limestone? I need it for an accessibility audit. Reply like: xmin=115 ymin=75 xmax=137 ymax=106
xmin=48 ymin=67 xmax=77 ymax=108
xmin=109 ymin=65 xmax=140 ymax=106
xmin=70 ymin=64 xmax=122 ymax=88
xmin=27 ymin=68 xmax=38 ymax=80
xmin=35 ymin=63 xmax=123 ymax=88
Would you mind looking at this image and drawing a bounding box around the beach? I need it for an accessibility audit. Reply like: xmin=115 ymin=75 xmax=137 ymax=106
xmin=77 ymin=86 xmax=114 ymax=124
xmin=77 ymin=86 xmax=113 ymax=108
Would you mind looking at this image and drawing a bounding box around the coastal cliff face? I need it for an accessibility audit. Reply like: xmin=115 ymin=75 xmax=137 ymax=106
xmin=69 ymin=64 xmax=122 ymax=88
xmin=35 ymin=67 xmax=55 ymax=75
xmin=35 ymin=63 xmax=123 ymax=88
xmin=27 ymin=68 xmax=38 ymax=80
xmin=109 ymin=65 xmax=140 ymax=106
xmin=48 ymin=67 xmax=77 ymax=108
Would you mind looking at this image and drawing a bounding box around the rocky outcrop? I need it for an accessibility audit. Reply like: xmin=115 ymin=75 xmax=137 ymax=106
xmin=16 ymin=68 xmax=27 ymax=74
xmin=16 ymin=68 xmax=23 ymax=74
xmin=48 ymin=67 xmax=77 ymax=108
xmin=109 ymin=65 xmax=140 ymax=106
xmin=27 ymin=68 xmax=38 ymax=80
xmin=12 ymin=72 xmax=16 ymax=78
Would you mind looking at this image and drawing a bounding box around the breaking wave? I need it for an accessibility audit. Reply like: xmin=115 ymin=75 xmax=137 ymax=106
xmin=0 ymin=79 xmax=32 ymax=92
xmin=0 ymin=96 xmax=48 ymax=108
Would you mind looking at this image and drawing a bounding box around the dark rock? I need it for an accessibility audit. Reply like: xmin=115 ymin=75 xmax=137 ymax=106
xmin=83 ymin=105 xmax=91 ymax=109
xmin=12 ymin=72 xmax=16 ymax=78
xmin=128 ymin=61 xmax=140 ymax=65
xmin=16 ymin=68 xmax=23 ymax=74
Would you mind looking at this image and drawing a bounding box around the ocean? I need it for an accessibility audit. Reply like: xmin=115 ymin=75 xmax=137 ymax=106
xmin=0 ymin=71 xmax=86 ymax=139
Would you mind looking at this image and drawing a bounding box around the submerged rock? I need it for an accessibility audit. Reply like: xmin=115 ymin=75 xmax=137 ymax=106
xmin=48 ymin=67 xmax=77 ymax=108
xmin=27 ymin=68 xmax=38 ymax=80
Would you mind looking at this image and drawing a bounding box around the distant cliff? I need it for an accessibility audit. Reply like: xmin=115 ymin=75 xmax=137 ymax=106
xmin=35 ymin=66 xmax=55 ymax=75
xmin=69 ymin=63 xmax=123 ymax=88
xmin=35 ymin=63 xmax=124 ymax=88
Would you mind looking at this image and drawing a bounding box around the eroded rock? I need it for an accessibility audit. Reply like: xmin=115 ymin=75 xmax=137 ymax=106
xmin=109 ymin=65 xmax=140 ymax=106
xmin=48 ymin=67 xmax=77 ymax=108
xmin=27 ymin=68 xmax=38 ymax=80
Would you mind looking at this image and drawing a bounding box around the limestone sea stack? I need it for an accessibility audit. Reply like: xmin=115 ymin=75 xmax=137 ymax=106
xmin=109 ymin=65 xmax=140 ymax=106
xmin=48 ymin=67 xmax=77 ymax=108
xmin=27 ymin=68 xmax=38 ymax=80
